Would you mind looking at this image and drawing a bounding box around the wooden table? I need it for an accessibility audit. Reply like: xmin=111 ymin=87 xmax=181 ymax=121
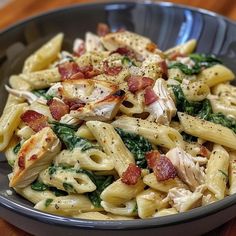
xmin=1 ymin=0 xmax=236 ymax=235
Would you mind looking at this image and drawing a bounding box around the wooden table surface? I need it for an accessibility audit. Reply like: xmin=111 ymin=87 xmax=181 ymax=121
xmin=1 ymin=0 xmax=236 ymax=235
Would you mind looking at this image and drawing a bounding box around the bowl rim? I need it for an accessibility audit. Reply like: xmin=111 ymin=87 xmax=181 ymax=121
xmin=1 ymin=0 xmax=236 ymax=230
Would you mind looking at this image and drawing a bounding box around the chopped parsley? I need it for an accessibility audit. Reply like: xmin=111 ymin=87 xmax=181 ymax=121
xmin=45 ymin=198 xmax=53 ymax=207
xmin=13 ymin=142 xmax=21 ymax=155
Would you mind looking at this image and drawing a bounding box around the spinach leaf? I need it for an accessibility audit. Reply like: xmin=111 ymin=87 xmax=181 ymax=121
xmin=169 ymin=62 xmax=201 ymax=75
xmin=172 ymin=85 xmax=236 ymax=134
xmin=115 ymin=128 xmax=152 ymax=168
xmin=31 ymin=181 xmax=48 ymax=191
xmin=51 ymin=122 xmax=99 ymax=151
xmin=87 ymin=174 xmax=114 ymax=207
xmin=31 ymin=180 xmax=68 ymax=196
xmin=169 ymin=53 xmax=222 ymax=75
xmin=49 ymin=187 xmax=68 ymax=197
xmin=189 ymin=54 xmax=222 ymax=67
xmin=171 ymin=85 xmax=203 ymax=116
xmin=32 ymin=89 xmax=53 ymax=100
xmin=63 ymin=182 xmax=74 ymax=192
xmin=13 ymin=142 xmax=21 ymax=154
xmin=181 ymin=132 xmax=198 ymax=142
xmin=122 ymin=56 xmax=136 ymax=66
xmin=208 ymin=113 xmax=236 ymax=134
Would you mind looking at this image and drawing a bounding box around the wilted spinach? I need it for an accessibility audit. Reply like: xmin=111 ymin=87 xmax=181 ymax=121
xmin=51 ymin=122 xmax=99 ymax=151
xmin=115 ymin=128 xmax=152 ymax=168
xmin=169 ymin=53 xmax=222 ymax=75
xmin=172 ymin=85 xmax=236 ymax=134
xmin=32 ymin=89 xmax=53 ymax=100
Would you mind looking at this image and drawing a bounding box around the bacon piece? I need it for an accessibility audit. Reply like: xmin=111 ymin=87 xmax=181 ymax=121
xmin=145 ymin=151 xmax=177 ymax=181
xmin=58 ymin=62 xmax=82 ymax=80
xmin=21 ymin=110 xmax=48 ymax=132
xmin=111 ymin=47 xmax=135 ymax=58
xmin=146 ymin=42 xmax=157 ymax=52
xmin=146 ymin=150 xmax=161 ymax=169
xmin=97 ymin=23 xmax=110 ymax=37
xmin=59 ymin=62 xmax=100 ymax=80
xmin=144 ymin=86 xmax=159 ymax=105
xmin=18 ymin=155 xmax=25 ymax=169
xmin=63 ymin=99 xmax=85 ymax=111
xmin=168 ymin=51 xmax=185 ymax=60
xmin=47 ymin=99 xmax=69 ymax=121
xmin=199 ymin=145 xmax=210 ymax=157
xmin=127 ymin=76 xmax=154 ymax=93
xmin=103 ymin=61 xmax=122 ymax=76
xmin=158 ymin=60 xmax=168 ymax=79
xmin=81 ymin=65 xmax=101 ymax=78
xmin=121 ymin=163 xmax=141 ymax=185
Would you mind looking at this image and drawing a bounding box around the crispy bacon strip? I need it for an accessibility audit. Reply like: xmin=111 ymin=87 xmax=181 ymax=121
xmin=21 ymin=110 xmax=48 ymax=132
xmin=121 ymin=163 xmax=141 ymax=185
xmin=146 ymin=151 xmax=177 ymax=181
xmin=127 ymin=76 xmax=154 ymax=93
xmin=47 ymin=99 xmax=69 ymax=121
xmin=103 ymin=61 xmax=122 ymax=76
xmin=158 ymin=60 xmax=168 ymax=79
xmin=199 ymin=145 xmax=210 ymax=157
xmin=59 ymin=62 xmax=100 ymax=80
xmin=111 ymin=47 xmax=135 ymax=58
xmin=63 ymin=99 xmax=85 ymax=111
xmin=168 ymin=51 xmax=185 ymax=60
xmin=18 ymin=155 xmax=25 ymax=169
xmin=58 ymin=62 xmax=82 ymax=80
xmin=97 ymin=23 xmax=110 ymax=37
xmin=144 ymin=86 xmax=159 ymax=105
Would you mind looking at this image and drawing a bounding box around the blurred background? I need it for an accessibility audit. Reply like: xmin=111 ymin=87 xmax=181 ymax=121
xmin=0 ymin=0 xmax=236 ymax=30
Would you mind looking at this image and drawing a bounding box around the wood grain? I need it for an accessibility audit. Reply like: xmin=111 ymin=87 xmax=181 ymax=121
xmin=1 ymin=0 xmax=236 ymax=235
xmin=0 ymin=0 xmax=236 ymax=30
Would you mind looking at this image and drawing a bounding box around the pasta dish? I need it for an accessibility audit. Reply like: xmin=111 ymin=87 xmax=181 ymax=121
xmin=1 ymin=23 xmax=236 ymax=220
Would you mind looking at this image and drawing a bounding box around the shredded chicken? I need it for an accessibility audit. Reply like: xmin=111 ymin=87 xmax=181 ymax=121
xmin=166 ymin=147 xmax=205 ymax=190
xmin=5 ymin=85 xmax=45 ymax=104
xmin=146 ymin=79 xmax=177 ymax=124
xmin=165 ymin=187 xmax=203 ymax=212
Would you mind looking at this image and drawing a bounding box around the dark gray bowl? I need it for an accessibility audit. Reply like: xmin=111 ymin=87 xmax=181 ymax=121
xmin=1 ymin=1 xmax=236 ymax=235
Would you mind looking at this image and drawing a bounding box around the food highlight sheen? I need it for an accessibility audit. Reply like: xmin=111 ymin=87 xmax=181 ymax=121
xmin=1 ymin=23 xmax=236 ymax=220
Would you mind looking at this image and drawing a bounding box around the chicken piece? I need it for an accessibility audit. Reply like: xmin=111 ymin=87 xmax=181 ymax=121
xmin=72 ymin=90 xmax=125 ymax=121
xmin=165 ymin=187 xmax=202 ymax=212
xmin=5 ymin=85 xmax=42 ymax=104
xmin=146 ymin=79 xmax=176 ymax=124
xmin=46 ymin=82 xmax=63 ymax=98
xmin=60 ymin=79 xmax=125 ymax=121
xmin=101 ymin=30 xmax=163 ymax=60
xmin=166 ymin=147 xmax=205 ymax=190
xmin=60 ymin=79 xmax=116 ymax=102
xmin=9 ymin=127 xmax=61 ymax=188
xmin=85 ymin=32 xmax=104 ymax=52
